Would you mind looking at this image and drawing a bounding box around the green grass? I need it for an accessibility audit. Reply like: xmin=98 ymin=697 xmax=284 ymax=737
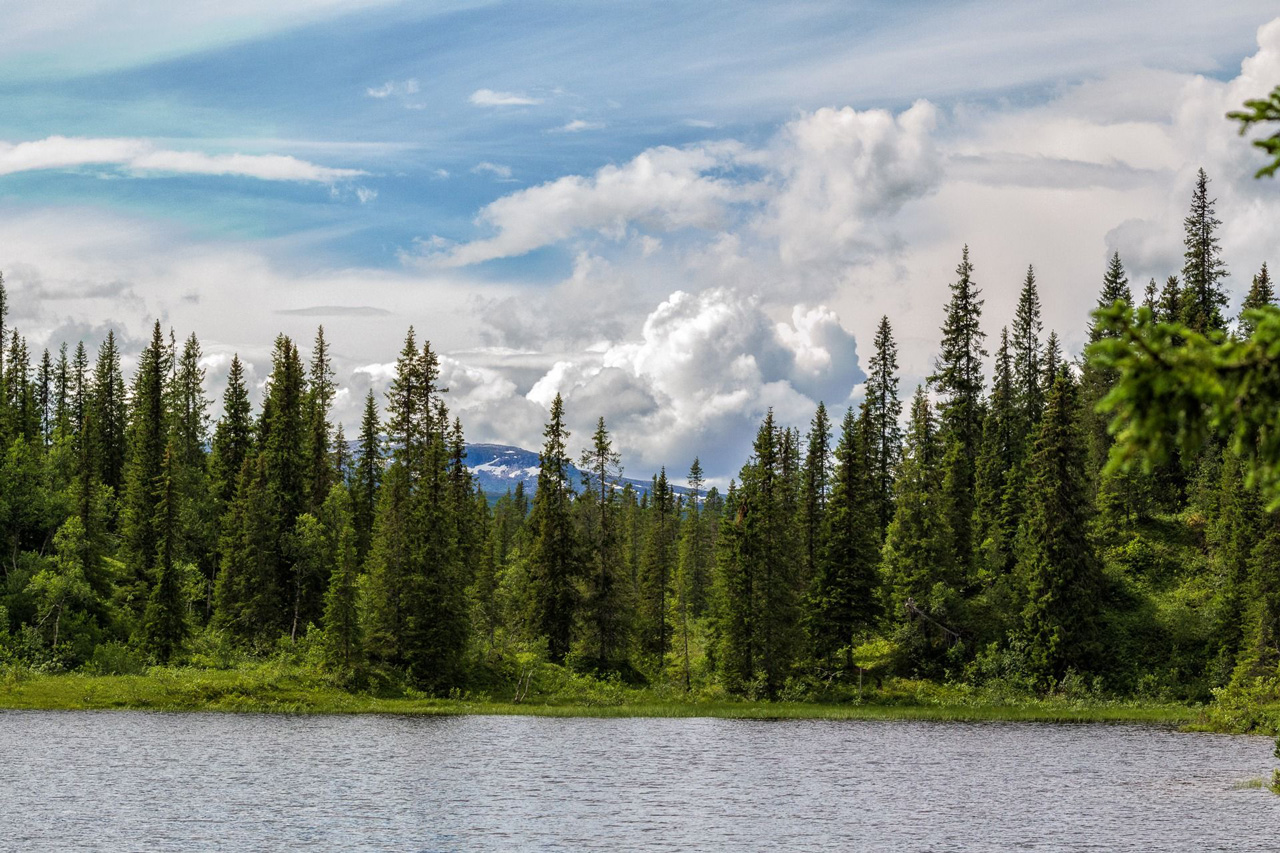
xmin=0 ymin=666 xmax=1202 ymax=725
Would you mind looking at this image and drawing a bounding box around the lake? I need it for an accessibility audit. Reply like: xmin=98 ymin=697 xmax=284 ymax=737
xmin=2 ymin=711 xmax=1275 ymax=851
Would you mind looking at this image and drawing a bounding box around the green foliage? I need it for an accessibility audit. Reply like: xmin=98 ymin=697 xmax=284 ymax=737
xmin=1228 ymin=85 xmax=1280 ymax=178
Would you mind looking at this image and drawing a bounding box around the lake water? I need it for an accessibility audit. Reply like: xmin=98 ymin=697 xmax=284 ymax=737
xmin=2 ymin=711 xmax=1276 ymax=851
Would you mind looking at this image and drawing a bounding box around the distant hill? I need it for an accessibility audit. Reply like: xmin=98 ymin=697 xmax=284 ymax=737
xmin=464 ymin=443 xmax=694 ymax=499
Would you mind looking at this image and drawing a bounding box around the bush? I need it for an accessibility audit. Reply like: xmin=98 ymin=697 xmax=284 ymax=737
xmin=84 ymin=642 xmax=147 ymax=676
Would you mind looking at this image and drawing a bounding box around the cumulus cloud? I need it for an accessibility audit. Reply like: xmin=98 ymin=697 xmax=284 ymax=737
xmin=424 ymin=142 xmax=762 ymax=267
xmin=758 ymin=101 xmax=942 ymax=267
xmin=0 ymin=136 xmax=365 ymax=182
xmin=470 ymin=88 xmax=542 ymax=107
xmin=517 ymin=288 xmax=863 ymax=474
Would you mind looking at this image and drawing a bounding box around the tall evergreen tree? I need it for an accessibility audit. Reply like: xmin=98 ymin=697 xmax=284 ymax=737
xmin=209 ymin=354 xmax=253 ymax=511
xmin=1238 ymin=263 xmax=1275 ymax=338
xmin=89 ymin=332 xmax=128 ymax=493
xmin=974 ymin=329 xmax=1020 ymax=581
xmin=577 ymin=417 xmax=630 ymax=670
xmin=351 ymin=390 xmax=382 ymax=562
xmin=799 ymin=402 xmax=832 ymax=587
xmin=639 ymin=468 xmax=678 ymax=662
xmin=714 ymin=410 xmax=802 ymax=698
xmin=809 ymin=406 xmax=880 ymax=672
xmin=305 ymin=326 xmax=336 ymax=512
xmin=1011 ymin=264 xmax=1044 ymax=425
xmin=119 ymin=322 xmax=169 ymax=607
xmin=930 ymin=246 xmax=987 ymax=585
xmin=1180 ymin=168 xmax=1229 ymax=335
xmin=865 ymin=316 xmax=902 ymax=541
xmin=528 ymin=394 xmax=580 ymax=663
xmin=143 ymin=442 xmax=189 ymax=662
xmin=1018 ymin=372 xmax=1101 ymax=686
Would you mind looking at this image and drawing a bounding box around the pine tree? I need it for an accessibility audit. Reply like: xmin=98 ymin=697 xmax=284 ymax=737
xmin=321 ymin=485 xmax=362 ymax=672
xmin=674 ymin=457 xmax=710 ymax=688
xmin=1018 ymin=372 xmax=1100 ymax=686
xmin=576 ymin=417 xmax=631 ymax=670
xmin=351 ymin=390 xmax=382 ymax=562
xmin=1082 ymin=253 xmax=1133 ymax=479
xmin=214 ymin=456 xmax=281 ymax=642
xmin=809 ymin=406 xmax=880 ymax=672
xmin=1180 ymin=168 xmax=1229 ymax=335
xmin=209 ymin=354 xmax=253 ymax=511
xmin=974 ymin=329 xmax=1019 ymax=581
xmin=799 ymin=402 xmax=832 ymax=587
xmin=930 ymin=246 xmax=987 ymax=584
xmin=89 ymin=331 xmax=128 ymax=493
xmin=883 ymin=387 xmax=953 ymax=613
xmin=36 ymin=348 xmax=52 ymax=448
xmin=1041 ymin=331 xmax=1062 ymax=386
xmin=865 ymin=316 xmax=902 ymax=542
xmin=144 ymin=443 xmax=189 ymax=662
xmin=528 ymin=394 xmax=580 ymax=663
xmin=305 ymin=326 xmax=336 ymax=512
xmin=259 ymin=335 xmax=311 ymax=628
xmin=713 ymin=410 xmax=802 ymax=698
xmin=1238 ymin=263 xmax=1275 ymax=338
xmin=639 ymin=468 xmax=678 ymax=662
xmin=119 ymin=322 xmax=169 ymax=607
xmin=1011 ymin=264 xmax=1044 ymax=425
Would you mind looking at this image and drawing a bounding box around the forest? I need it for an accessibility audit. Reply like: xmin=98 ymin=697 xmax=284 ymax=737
xmin=1 ymin=166 xmax=1279 ymax=713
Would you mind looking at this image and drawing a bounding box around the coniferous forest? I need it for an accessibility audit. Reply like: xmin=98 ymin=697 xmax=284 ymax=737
xmin=3 ymin=168 xmax=1280 ymax=714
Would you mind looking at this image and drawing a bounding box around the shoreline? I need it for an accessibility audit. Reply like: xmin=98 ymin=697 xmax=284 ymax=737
xmin=0 ymin=670 xmax=1212 ymax=728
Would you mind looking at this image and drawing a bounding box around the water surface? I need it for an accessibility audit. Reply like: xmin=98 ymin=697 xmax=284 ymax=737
xmin=2 ymin=711 xmax=1275 ymax=851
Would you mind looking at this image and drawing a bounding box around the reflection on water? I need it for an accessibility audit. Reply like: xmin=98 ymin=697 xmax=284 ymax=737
xmin=2 ymin=711 xmax=1276 ymax=851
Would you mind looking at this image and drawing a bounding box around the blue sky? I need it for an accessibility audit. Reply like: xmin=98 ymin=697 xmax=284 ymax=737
xmin=2 ymin=1 xmax=1279 ymax=479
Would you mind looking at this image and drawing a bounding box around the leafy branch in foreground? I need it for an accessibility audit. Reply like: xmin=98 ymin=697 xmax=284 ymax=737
xmin=1090 ymin=302 xmax=1280 ymax=507
xmin=1228 ymin=85 xmax=1280 ymax=179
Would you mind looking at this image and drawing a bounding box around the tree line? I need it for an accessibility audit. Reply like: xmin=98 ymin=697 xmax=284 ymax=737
xmin=0 ymin=167 xmax=1274 ymax=700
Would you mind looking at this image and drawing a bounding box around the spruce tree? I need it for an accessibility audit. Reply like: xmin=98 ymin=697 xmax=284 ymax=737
xmin=1238 ymin=263 xmax=1274 ymax=338
xmin=528 ymin=394 xmax=580 ymax=663
xmin=809 ymin=406 xmax=880 ymax=672
xmin=1082 ymin=254 xmax=1133 ymax=479
xmin=119 ymin=322 xmax=169 ymax=607
xmin=1180 ymin=168 xmax=1229 ymax=335
xmin=883 ymin=387 xmax=953 ymax=615
xmin=1011 ymin=264 xmax=1044 ymax=425
xmin=639 ymin=468 xmax=678 ymax=662
xmin=974 ymin=329 xmax=1019 ymax=581
xmin=1018 ymin=372 xmax=1100 ymax=686
xmin=865 ymin=316 xmax=902 ymax=542
xmin=713 ymin=411 xmax=802 ymax=697
xmin=576 ymin=417 xmax=630 ymax=670
xmin=89 ymin=331 xmax=128 ymax=493
xmin=321 ymin=486 xmax=363 ymax=673
xmin=799 ymin=402 xmax=832 ymax=588
xmin=305 ymin=326 xmax=336 ymax=512
xmin=144 ymin=443 xmax=189 ymax=662
xmin=209 ymin=354 xmax=253 ymax=511
xmin=930 ymin=246 xmax=987 ymax=584
xmin=350 ymin=390 xmax=382 ymax=562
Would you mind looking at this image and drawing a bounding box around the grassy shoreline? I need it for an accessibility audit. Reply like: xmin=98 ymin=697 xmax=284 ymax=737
xmin=0 ymin=667 xmax=1210 ymax=727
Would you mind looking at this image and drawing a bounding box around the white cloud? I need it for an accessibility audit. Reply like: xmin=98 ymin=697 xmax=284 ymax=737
xmin=554 ymin=119 xmax=604 ymax=133
xmin=355 ymin=186 xmax=378 ymax=203
xmin=470 ymin=88 xmax=543 ymax=107
xmin=471 ymin=161 xmax=513 ymax=179
xmin=366 ymin=78 xmax=420 ymax=98
xmin=424 ymin=142 xmax=762 ymax=267
xmin=0 ymin=136 xmax=365 ymax=183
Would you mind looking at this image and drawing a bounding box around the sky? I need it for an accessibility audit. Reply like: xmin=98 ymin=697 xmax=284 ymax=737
xmin=2 ymin=1 xmax=1279 ymax=483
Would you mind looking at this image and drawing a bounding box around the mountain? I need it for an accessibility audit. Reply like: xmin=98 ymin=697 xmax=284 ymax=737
xmin=464 ymin=443 xmax=694 ymax=499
